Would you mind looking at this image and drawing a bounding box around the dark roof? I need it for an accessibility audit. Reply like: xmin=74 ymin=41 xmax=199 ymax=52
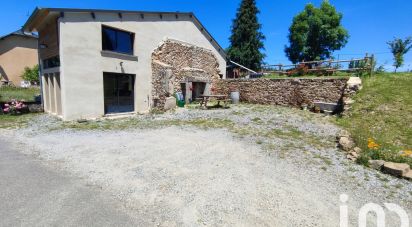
xmin=23 ymin=7 xmax=226 ymax=58
xmin=0 ymin=29 xmax=38 ymax=40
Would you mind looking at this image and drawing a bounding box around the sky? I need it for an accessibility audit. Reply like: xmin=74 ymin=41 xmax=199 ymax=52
xmin=1 ymin=0 xmax=412 ymax=71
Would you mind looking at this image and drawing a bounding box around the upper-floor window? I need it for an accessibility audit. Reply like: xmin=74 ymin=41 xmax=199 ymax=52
xmin=102 ymin=26 xmax=134 ymax=55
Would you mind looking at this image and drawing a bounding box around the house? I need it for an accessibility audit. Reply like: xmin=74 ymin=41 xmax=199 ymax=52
xmin=23 ymin=7 xmax=227 ymax=120
xmin=226 ymin=60 xmax=258 ymax=79
xmin=0 ymin=29 xmax=38 ymax=86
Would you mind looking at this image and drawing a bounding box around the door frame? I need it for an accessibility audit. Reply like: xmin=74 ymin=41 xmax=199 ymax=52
xmin=103 ymin=72 xmax=136 ymax=115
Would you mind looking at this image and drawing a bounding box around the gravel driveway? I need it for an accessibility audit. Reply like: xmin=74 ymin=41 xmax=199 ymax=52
xmin=0 ymin=139 xmax=142 ymax=226
xmin=1 ymin=104 xmax=411 ymax=226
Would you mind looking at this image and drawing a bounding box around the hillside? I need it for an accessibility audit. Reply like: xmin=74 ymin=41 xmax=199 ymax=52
xmin=336 ymin=73 xmax=412 ymax=166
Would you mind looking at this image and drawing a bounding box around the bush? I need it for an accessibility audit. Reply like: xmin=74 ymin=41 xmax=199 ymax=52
xmin=375 ymin=65 xmax=386 ymax=73
xmin=2 ymin=100 xmax=28 ymax=115
xmin=21 ymin=65 xmax=39 ymax=85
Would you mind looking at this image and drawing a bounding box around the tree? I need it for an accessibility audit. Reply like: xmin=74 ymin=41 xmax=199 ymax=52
xmin=21 ymin=65 xmax=39 ymax=84
xmin=227 ymin=0 xmax=265 ymax=71
xmin=285 ymin=0 xmax=349 ymax=64
xmin=387 ymin=37 xmax=412 ymax=73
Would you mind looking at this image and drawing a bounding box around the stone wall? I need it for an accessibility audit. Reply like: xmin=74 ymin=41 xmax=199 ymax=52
xmin=215 ymin=78 xmax=349 ymax=107
xmin=341 ymin=77 xmax=362 ymax=114
xmin=151 ymin=39 xmax=221 ymax=107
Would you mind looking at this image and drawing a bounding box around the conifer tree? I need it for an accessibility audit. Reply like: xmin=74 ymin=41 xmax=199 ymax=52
xmin=227 ymin=0 xmax=265 ymax=71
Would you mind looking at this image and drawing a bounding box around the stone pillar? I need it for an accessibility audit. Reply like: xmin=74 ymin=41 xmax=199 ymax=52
xmin=204 ymin=83 xmax=211 ymax=95
xmin=185 ymin=82 xmax=192 ymax=104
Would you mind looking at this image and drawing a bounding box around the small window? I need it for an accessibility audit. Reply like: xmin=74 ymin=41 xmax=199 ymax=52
xmin=43 ymin=56 xmax=60 ymax=69
xmin=102 ymin=26 xmax=134 ymax=55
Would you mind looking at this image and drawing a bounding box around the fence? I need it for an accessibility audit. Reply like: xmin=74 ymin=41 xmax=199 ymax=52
xmin=261 ymin=54 xmax=375 ymax=77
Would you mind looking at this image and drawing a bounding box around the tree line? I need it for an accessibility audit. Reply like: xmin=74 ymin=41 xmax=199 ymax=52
xmin=227 ymin=0 xmax=412 ymax=73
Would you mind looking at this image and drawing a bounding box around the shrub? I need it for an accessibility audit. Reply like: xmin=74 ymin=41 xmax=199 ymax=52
xmin=375 ymin=65 xmax=385 ymax=73
xmin=2 ymin=100 xmax=28 ymax=115
xmin=21 ymin=65 xmax=39 ymax=85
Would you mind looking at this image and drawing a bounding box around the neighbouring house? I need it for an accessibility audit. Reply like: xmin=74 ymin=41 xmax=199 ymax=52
xmin=23 ymin=7 xmax=227 ymax=120
xmin=0 ymin=29 xmax=38 ymax=86
xmin=226 ymin=60 xmax=258 ymax=79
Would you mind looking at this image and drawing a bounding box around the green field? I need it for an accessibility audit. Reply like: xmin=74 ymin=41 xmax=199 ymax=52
xmin=336 ymin=73 xmax=412 ymax=166
xmin=0 ymin=86 xmax=40 ymax=102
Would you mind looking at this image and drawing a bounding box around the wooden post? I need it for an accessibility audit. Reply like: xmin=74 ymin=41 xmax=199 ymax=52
xmin=336 ymin=54 xmax=340 ymax=71
xmin=370 ymin=54 xmax=375 ymax=77
xmin=365 ymin=53 xmax=368 ymax=71
xmin=278 ymin=64 xmax=282 ymax=76
xmin=329 ymin=59 xmax=333 ymax=76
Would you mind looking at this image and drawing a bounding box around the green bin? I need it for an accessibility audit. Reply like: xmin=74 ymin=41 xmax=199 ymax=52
xmin=175 ymin=92 xmax=185 ymax=107
xmin=177 ymin=100 xmax=185 ymax=107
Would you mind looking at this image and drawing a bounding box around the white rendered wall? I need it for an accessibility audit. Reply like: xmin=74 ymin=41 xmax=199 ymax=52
xmin=58 ymin=12 xmax=226 ymax=120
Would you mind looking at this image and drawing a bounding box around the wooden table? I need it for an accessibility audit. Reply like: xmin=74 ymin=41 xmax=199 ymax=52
xmin=199 ymin=94 xmax=230 ymax=109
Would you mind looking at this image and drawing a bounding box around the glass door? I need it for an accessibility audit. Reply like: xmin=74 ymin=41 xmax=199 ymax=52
xmin=104 ymin=73 xmax=135 ymax=114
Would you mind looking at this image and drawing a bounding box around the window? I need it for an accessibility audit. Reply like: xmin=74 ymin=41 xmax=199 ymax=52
xmin=102 ymin=26 xmax=134 ymax=55
xmin=43 ymin=56 xmax=60 ymax=69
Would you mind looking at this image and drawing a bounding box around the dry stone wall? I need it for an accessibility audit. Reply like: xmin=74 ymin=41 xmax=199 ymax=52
xmin=151 ymin=39 xmax=221 ymax=108
xmin=341 ymin=77 xmax=362 ymax=113
xmin=216 ymin=78 xmax=349 ymax=107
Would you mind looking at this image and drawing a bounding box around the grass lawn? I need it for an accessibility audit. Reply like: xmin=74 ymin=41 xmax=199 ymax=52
xmin=0 ymin=113 xmax=38 ymax=129
xmin=0 ymin=86 xmax=40 ymax=102
xmin=0 ymin=86 xmax=41 ymax=128
xmin=336 ymin=72 xmax=412 ymax=166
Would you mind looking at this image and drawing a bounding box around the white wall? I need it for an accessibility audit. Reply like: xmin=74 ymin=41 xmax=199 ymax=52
xmin=58 ymin=12 xmax=226 ymax=120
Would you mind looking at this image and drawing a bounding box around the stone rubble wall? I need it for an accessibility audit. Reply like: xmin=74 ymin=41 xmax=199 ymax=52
xmin=341 ymin=77 xmax=362 ymax=113
xmin=215 ymin=78 xmax=350 ymax=107
xmin=151 ymin=39 xmax=221 ymax=108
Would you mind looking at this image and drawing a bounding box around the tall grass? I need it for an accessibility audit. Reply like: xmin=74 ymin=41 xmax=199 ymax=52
xmin=336 ymin=73 xmax=412 ymax=166
xmin=0 ymin=86 xmax=40 ymax=102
